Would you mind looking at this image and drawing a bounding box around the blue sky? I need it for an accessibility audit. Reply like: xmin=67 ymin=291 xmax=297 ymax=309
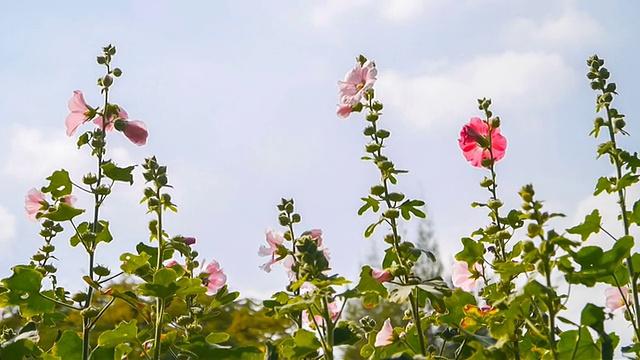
xmin=1 ymin=0 xmax=640 ymax=346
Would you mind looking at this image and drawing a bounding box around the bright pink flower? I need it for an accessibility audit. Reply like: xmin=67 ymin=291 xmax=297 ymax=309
xmin=25 ymin=189 xmax=47 ymax=221
xmin=336 ymin=60 xmax=377 ymax=118
xmin=458 ymin=117 xmax=507 ymax=168
xmin=166 ymin=260 xmax=179 ymax=268
xmin=184 ymin=237 xmax=196 ymax=246
xmin=452 ymin=261 xmax=482 ymax=292
xmin=202 ymin=260 xmax=227 ymax=295
xmin=123 ymin=120 xmax=148 ymax=146
xmin=65 ymin=91 xmax=93 ymax=136
xmin=93 ymin=107 xmax=129 ymax=132
xmin=371 ymin=268 xmax=393 ymax=283
xmin=374 ymin=318 xmax=394 ymax=347
xmin=605 ymin=286 xmax=632 ymax=312
xmin=258 ymin=229 xmax=285 ymax=273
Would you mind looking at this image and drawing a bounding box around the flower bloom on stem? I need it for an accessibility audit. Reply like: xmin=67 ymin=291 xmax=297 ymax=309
xmin=184 ymin=237 xmax=196 ymax=246
xmin=94 ymin=106 xmax=149 ymax=146
xmin=65 ymin=91 xmax=93 ymax=136
xmin=94 ymin=107 xmax=128 ymax=132
xmin=374 ymin=318 xmax=394 ymax=347
xmin=25 ymin=188 xmax=47 ymax=221
xmin=201 ymin=260 xmax=227 ymax=295
xmin=371 ymin=268 xmax=393 ymax=283
xmin=452 ymin=261 xmax=482 ymax=292
xmin=458 ymin=117 xmax=507 ymax=168
xmin=302 ymin=300 xmax=340 ymax=328
xmin=258 ymin=228 xmax=285 ymax=272
xmin=336 ymin=60 xmax=377 ymax=118
xmin=605 ymin=286 xmax=632 ymax=312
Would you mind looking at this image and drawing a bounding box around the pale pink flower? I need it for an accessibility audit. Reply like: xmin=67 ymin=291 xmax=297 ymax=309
xmin=65 ymin=91 xmax=93 ymax=136
xmin=258 ymin=229 xmax=285 ymax=273
xmin=458 ymin=117 xmax=507 ymax=168
xmin=309 ymin=228 xmax=323 ymax=248
xmin=336 ymin=60 xmax=377 ymax=119
xmin=202 ymin=260 xmax=227 ymax=295
xmin=123 ymin=120 xmax=148 ymax=146
xmin=302 ymin=300 xmax=340 ymax=328
xmin=374 ymin=318 xmax=394 ymax=347
xmin=605 ymin=286 xmax=632 ymax=312
xmin=371 ymin=268 xmax=393 ymax=283
xmin=282 ymin=254 xmax=296 ymax=281
xmin=61 ymin=195 xmax=77 ymax=206
xmin=25 ymin=188 xmax=47 ymax=221
xmin=452 ymin=261 xmax=482 ymax=292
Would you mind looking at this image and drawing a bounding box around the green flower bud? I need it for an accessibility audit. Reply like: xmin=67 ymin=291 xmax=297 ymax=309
xmin=114 ymin=118 xmax=127 ymax=132
xmin=363 ymin=126 xmax=375 ymax=136
xmin=384 ymin=208 xmax=400 ymax=219
xmin=291 ymin=213 xmax=301 ymax=223
xmin=387 ymin=192 xmax=405 ymax=202
xmin=383 ymin=234 xmax=395 ymax=244
xmin=112 ymin=68 xmax=123 ymax=77
xmin=491 ymin=117 xmax=500 ymax=128
xmin=365 ymin=143 xmax=381 ymax=153
xmin=615 ymin=119 xmax=626 ymax=130
xmin=278 ymin=215 xmax=290 ymax=226
xmin=480 ymin=177 xmax=493 ymax=188
xmin=94 ymin=265 xmax=111 ymax=277
xmin=72 ymin=292 xmax=88 ymax=303
xmin=96 ymin=56 xmax=106 ymax=65
xmin=376 ymin=129 xmax=390 ymax=139
xmin=43 ymin=264 xmax=57 ymax=273
xmin=370 ymin=185 xmax=385 ymax=196
xmin=351 ymin=102 xmax=363 ymax=112
xmin=366 ymin=113 xmax=379 ymax=122
xmin=284 ymin=202 xmax=294 ymax=214
xmin=95 ymin=185 xmax=111 ymax=196
xmin=487 ymin=199 xmax=503 ymax=210
xmin=83 ymin=173 xmax=98 ymax=185
xmin=32 ymin=253 xmax=46 ymax=262
xmin=81 ymin=307 xmax=100 ymax=318
xmin=372 ymin=101 xmax=383 ymax=111
xmin=102 ymin=75 xmax=113 ymax=87
xmin=41 ymin=244 xmax=55 ymax=253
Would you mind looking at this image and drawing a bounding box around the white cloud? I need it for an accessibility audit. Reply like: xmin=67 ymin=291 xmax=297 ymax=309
xmin=377 ymin=51 xmax=577 ymax=129
xmin=502 ymin=9 xmax=604 ymax=52
xmin=309 ymin=0 xmax=371 ymax=28
xmin=0 ymin=205 xmax=16 ymax=252
xmin=4 ymin=126 xmax=134 ymax=183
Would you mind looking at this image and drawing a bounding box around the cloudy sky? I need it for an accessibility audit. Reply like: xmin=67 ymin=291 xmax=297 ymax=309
xmin=1 ymin=0 xmax=639 ymax=346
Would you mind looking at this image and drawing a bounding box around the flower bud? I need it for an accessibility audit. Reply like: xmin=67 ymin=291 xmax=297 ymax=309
xmin=41 ymin=244 xmax=55 ymax=253
xmin=102 ymin=75 xmax=113 ymax=87
xmin=114 ymin=119 xmax=127 ymax=132
xmin=365 ymin=143 xmax=381 ymax=153
xmin=615 ymin=119 xmax=626 ymax=130
xmin=291 ymin=213 xmax=301 ymax=223
xmin=96 ymin=56 xmax=106 ymax=65
xmin=112 ymin=68 xmax=123 ymax=77
xmin=366 ymin=113 xmax=379 ymax=122
xmin=95 ymin=185 xmax=111 ymax=196
xmin=83 ymin=173 xmax=98 ymax=185
xmin=491 ymin=117 xmax=501 ymax=128
xmin=370 ymin=185 xmax=385 ymax=196
xmin=371 ymin=268 xmax=393 ymax=283
xmin=384 ymin=209 xmax=399 ymax=219
xmin=363 ymin=126 xmax=375 ymax=136
xmin=43 ymin=264 xmax=57 ymax=273
xmin=383 ymin=234 xmax=395 ymax=244
xmin=94 ymin=265 xmax=111 ymax=277
xmin=81 ymin=307 xmax=100 ymax=318
xmin=387 ymin=192 xmax=405 ymax=202
xmin=32 ymin=253 xmax=46 ymax=262
xmin=376 ymin=129 xmax=390 ymax=139
xmin=72 ymin=292 xmax=88 ymax=302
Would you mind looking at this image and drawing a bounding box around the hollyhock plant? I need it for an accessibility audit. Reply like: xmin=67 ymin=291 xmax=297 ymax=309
xmin=458 ymin=117 xmax=507 ymax=168
xmin=65 ymin=90 xmax=94 ymax=136
xmin=452 ymin=261 xmax=482 ymax=292
xmin=371 ymin=268 xmax=393 ymax=283
xmin=302 ymin=301 xmax=340 ymax=328
xmin=337 ymin=59 xmax=377 ymax=118
xmin=93 ymin=107 xmax=128 ymax=132
xmin=258 ymin=228 xmax=285 ymax=272
xmin=122 ymin=120 xmax=148 ymax=146
xmin=25 ymin=188 xmax=47 ymax=221
xmin=374 ymin=318 xmax=394 ymax=347
xmin=201 ymin=260 xmax=227 ymax=295
xmin=605 ymin=286 xmax=632 ymax=312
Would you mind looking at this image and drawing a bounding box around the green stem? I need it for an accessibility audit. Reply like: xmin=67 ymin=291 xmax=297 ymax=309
xmin=89 ymin=297 xmax=116 ymax=328
xmin=39 ymin=293 xmax=81 ymax=311
xmin=321 ymin=296 xmax=334 ymax=360
xmin=153 ymin=187 xmax=165 ymax=360
xmin=603 ymin=103 xmax=640 ymax=342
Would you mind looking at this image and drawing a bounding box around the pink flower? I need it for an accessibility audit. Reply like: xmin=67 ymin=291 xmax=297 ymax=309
xmin=25 ymin=189 xmax=47 ymax=221
xmin=66 ymin=91 xmax=93 ymax=136
xmin=184 ymin=237 xmax=196 ymax=246
xmin=337 ymin=60 xmax=377 ymax=118
xmin=452 ymin=261 xmax=482 ymax=292
xmin=605 ymin=286 xmax=632 ymax=312
xmin=374 ymin=318 xmax=394 ymax=347
xmin=258 ymin=229 xmax=285 ymax=273
xmin=61 ymin=195 xmax=77 ymax=206
xmin=202 ymin=260 xmax=227 ymax=295
xmin=371 ymin=268 xmax=393 ymax=283
xmin=458 ymin=117 xmax=507 ymax=168
xmin=302 ymin=300 xmax=340 ymax=328
xmin=165 ymin=260 xmax=179 ymax=268
xmin=309 ymin=228 xmax=323 ymax=248
xmin=93 ymin=107 xmax=128 ymax=132
xmin=122 ymin=120 xmax=148 ymax=146
xmin=282 ymin=255 xmax=296 ymax=281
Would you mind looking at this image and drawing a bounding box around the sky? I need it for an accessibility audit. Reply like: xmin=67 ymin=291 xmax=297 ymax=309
xmin=1 ymin=0 xmax=640 ymax=350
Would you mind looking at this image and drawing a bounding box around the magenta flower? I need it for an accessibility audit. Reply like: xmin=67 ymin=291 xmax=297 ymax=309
xmin=202 ymin=260 xmax=227 ymax=295
xmin=337 ymin=60 xmax=377 ymax=119
xmin=452 ymin=261 xmax=482 ymax=292
xmin=184 ymin=237 xmax=196 ymax=246
xmin=65 ymin=91 xmax=93 ymax=136
xmin=25 ymin=188 xmax=47 ymax=221
xmin=371 ymin=268 xmax=393 ymax=283
xmin=605 ymin=286 xmax=632 ymax=312
xmin=258 ymin=229 xmax=285 ymax=273
xmin=374 ymin=318 xmax=394 ymax=347
xmin=459 ymin=117 xmax=507 ymax=168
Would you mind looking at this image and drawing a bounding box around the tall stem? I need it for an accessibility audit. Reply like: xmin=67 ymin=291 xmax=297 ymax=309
xmin=153 ymin=188 xmax=165 ymax=360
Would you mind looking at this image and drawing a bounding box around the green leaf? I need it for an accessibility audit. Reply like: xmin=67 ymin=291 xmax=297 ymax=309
xmin=0 ymin=266 xmax=55 ymax=317
xmin=333 ymin=322 xmax=360 ymax=346
xmin=613 ymin=173 xmax=639 ymax=192
xmin=292 ymin=329 xmax=322 ymax=358
xmin=355 ymin=265 xmax=388 ymax=298
xmin=102 ymin=162 xmax=135 ymax=184
xmin=138 ymin=268 xmax=180 ymax=299
xmin=97 ymin=320 xmax=138 ymax=348
xmin=455 ymin=237 xmax=485 ymax=263
xmin=358 ymin=196 xmax=380 ymax=215
xmin=120 ymin=252 xmax=152 ymax=275
xmin=206 ymin=332 xmax=230 ymax=344
xmin=567 ymin=210 xmax=601 ymax=241
xmin=581 ymin=303 xmax=605 ymax=334
xmin=557 ymin=327 xmax=599 ymax=360
xmin=42 ymin=169 xmax=72 ymax=198
xmin=438 ymin=288 xmax=476 ymax=325
xmin=51 ymin=331 xmax=82 ymax=360
xmin=629 ymin=199 xmax=640 ymax=227
xmin=364 ymin=219 xmax=383 ymax=238
xmin=594 ymin=176 xmax=612 ymax=195
xmin=42 ymin=202 xmax=85 ymax=222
